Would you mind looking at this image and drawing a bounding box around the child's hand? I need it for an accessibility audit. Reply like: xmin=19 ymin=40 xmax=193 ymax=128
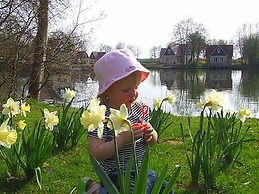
xmin=131 ymin=123 xmax=145 ymax=140
xmin=141 ymin=123 xmax=155 ymax=142
xmin=119 ymin=124 xmax=144 ymax=145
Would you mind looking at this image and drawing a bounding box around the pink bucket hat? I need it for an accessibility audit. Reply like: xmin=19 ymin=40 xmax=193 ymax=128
xmin=94 ymin=49 xmax=150 ymax=95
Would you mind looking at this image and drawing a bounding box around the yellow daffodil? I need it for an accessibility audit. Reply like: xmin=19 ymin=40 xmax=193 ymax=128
xmin=236 ymin=108 xmax=250 ymax=123
xmin=153 ymin=98 xmax=162 ymax=111
xmin=63 ymin=88 xmax=76 ymax=102
xmin=16 ymin=120 xmax=27 ymax=130
xmin=165 ymin=91 xmax=176 ymax=105
xmin=109 ymin=104 xmax=131 ymax=137
xmin=43 ymin=109 xmax=59 ymax=131
xmin=80 ymin=98 xmax=106 ymax=139
xmin=2 ymin=98 xmax=20 ymax=117
xmin=19 ymin=101 xmax=30 ymax=117
xmin=0 ymin=119 xmax=17 ymax=148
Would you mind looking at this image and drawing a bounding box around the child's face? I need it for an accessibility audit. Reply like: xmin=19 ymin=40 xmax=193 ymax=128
xmin=105 ymin=71 xmax=141 ymax=110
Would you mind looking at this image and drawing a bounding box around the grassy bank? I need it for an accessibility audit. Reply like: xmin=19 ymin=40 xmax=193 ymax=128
xmin=0 ymin=100 xmax=258 ymax=193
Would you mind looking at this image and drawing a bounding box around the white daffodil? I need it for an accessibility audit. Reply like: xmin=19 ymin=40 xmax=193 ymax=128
xmin=109 ymin=104 xmax=131 ymax=137
xmin=80 ymin=98 xmax=106 ymax=139
xmin=63 ymin=88 xmax=76 ymax=102
xmin=2 ymin=98 xmax=20 ymax=117
xmin=0 ymin=119 xmax=17 ymax=148
xmin=197 ymin=89 xmax=224 ymax=112
xmin=153 ymin=98 xmax=162 ymax=111
xmin=236 ymin=108 xmax=250 ymax=123
xmin=165 ymin=91 xmax=176 ymax=105
xmin=205 ymin=89 xmax=224 ymax=111
xmin=43 ymin=109 xmax=59 ymax=131
xmin=19 ymin=101 xmax=30 ymax=117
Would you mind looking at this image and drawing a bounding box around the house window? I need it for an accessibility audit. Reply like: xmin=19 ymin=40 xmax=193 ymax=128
xmin=217 ymin=48 xmax=220 ymax=53
xmin=214 ymin=57 xmax=218 ymax=62
xmin=166 ymin=57 xmax=169 ymax=62
xmin=220 ymin=57 xmax=224 ymax=62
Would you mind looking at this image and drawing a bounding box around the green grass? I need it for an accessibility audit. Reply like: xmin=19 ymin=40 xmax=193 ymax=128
xmin=0 ymin=101 xmax=258 ymax=193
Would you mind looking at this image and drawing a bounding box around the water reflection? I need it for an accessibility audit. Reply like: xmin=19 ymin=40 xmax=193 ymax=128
xmin=1 ymin=68 xmax=259 ymax=118
xmin=138 ymin=69 xmax=259 ymax=118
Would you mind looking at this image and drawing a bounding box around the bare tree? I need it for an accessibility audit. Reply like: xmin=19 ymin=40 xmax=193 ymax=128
xmin=1 ymin=0 xmax=105 ymax=100
xmin=135 ymin=46 xmax=141 ymax=59
xmin=233 ymin=23 xmax=259 ymax=65
xmin=171 ymin=17 xmax=208 ymax=64
xmin=149 ymin=46 xmax=160 ymax=59
xmin=28 ymin=0 xmax=49 ymax=99
xmin=98 ymin=43 xmax=112 ymax=52
xmin=0 ymin=0 xmax=35 ymax=98
xmin=126 ymin=44 xmax=137 ymax=56
xmin=115 ymin=42 xmax=125 ymax=49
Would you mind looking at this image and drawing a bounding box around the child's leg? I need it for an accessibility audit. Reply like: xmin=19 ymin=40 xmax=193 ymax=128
xmin=146 ymin=169 xmax=174 ymax=194
xmin=77 ymin=177 xmax=109 ymax=194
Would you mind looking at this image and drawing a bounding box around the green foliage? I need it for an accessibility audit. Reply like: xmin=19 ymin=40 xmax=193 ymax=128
xmin=0 ymin=118 xmax=54 ymax=190
xmin=53 ymin=99 xmax=86 ymax=151
xmin=210 ymin=109 xmax=255 ymax=169
xmin=150 ymin=102 xmax=175 ymax=139
xmin=16 ymin=119 xmax=54 ymax=180
xmin=1 ymin=100 xmax=259 ymax=193
xmin=243 ymin=34 xmax=259 ymax=65
xmin=180 ymin=116 xmax=203 ymax=187
xmin=180 ymin=107 xmax=254 ymax=190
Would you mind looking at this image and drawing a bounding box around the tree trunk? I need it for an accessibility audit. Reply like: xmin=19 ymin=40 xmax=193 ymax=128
xmin=29 ymin=0 xmax=49 ymax=99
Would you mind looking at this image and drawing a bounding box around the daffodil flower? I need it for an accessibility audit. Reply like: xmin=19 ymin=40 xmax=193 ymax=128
xmin=2 ymin=98 xmax=20 ymax=117
xmin=43 ymin=109 xmax=59 ymax=131
xmin=109 ymin=104 xmax=131 ymax=137
xmin=197 ymin=89 xmax=224 ymax=112
xmin=0 ymin=119 xmax=17 ymax=148
xmin=236 ymin=108 xmax=250 ymax=123
xmin=63 ymin=88 xmax=76 ymax=102
xmin=165 ymin=91 xmax=176 ymax=105
xmin=80 ymin=98 xmax=106 ymax=139
xmin=19 ymin=101 xmax=30 ymax=117
xmin=16 ymin=120 xmax=27 ymax=130
xmin=153 ymin=98 xmax=162 ymax=111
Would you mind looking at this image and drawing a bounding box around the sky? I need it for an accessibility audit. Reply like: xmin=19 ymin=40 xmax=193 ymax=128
xmin=78 ymin=0 xmax=259 ymax=58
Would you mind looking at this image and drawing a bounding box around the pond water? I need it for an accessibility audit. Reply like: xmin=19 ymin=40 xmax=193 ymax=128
xmin=71 ymin=68 xmax=259 ymax=118
xmin=3 ymin=68 xmax=259 ymax=118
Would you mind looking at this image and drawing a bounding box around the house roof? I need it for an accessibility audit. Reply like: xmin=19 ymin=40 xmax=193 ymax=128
xmin=206 ymin=45 xmax=233 ymax=57
xmin=160 ymin=48 xmax=167 ymax=58
xmin=90 ymin=51 xmax=106 ymax=60
xmin=160 ymin=44 xmax=190 ymax=58
xmin=76 ymin=51 xmax=88 ymax=59
xmin=175 ymin=44 xmax=189 ymax=57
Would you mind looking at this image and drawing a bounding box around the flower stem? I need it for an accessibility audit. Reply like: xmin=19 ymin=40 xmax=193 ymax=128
xmin=108 ymin=118 xmax=125 ymax=193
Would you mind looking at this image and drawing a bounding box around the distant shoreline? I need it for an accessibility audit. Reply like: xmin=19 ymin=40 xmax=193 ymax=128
xmin=142 ymin=63 xmax=259 ymax=71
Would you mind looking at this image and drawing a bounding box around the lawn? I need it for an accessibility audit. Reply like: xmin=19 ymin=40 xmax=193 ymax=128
xmin=0 ymin=100 xmax=258 ymax=194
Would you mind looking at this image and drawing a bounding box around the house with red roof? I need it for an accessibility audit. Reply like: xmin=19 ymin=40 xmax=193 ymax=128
xmin=205 ymin=45 xmax=233 ymax=67
xmin=160 ymin=44 xmax=192 ymax=67
xmin=89 ymin=51 xmax=106 ymax=63
xmin=75 ymin=51 xmax=89 ymax=64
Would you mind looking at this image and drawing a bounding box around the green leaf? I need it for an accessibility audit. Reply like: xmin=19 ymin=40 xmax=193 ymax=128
xmin=151 ymin=164 xmax=168 ymax=194
xmin=162 ymin=165 xmax=181 ymax=194
xmin=89 ymin=153 xmax=119 ymax=194
xmin=133 ymin=151 xmax=149 ymax=194
xmin=125 ymin=155 xmax=134 ymax=194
